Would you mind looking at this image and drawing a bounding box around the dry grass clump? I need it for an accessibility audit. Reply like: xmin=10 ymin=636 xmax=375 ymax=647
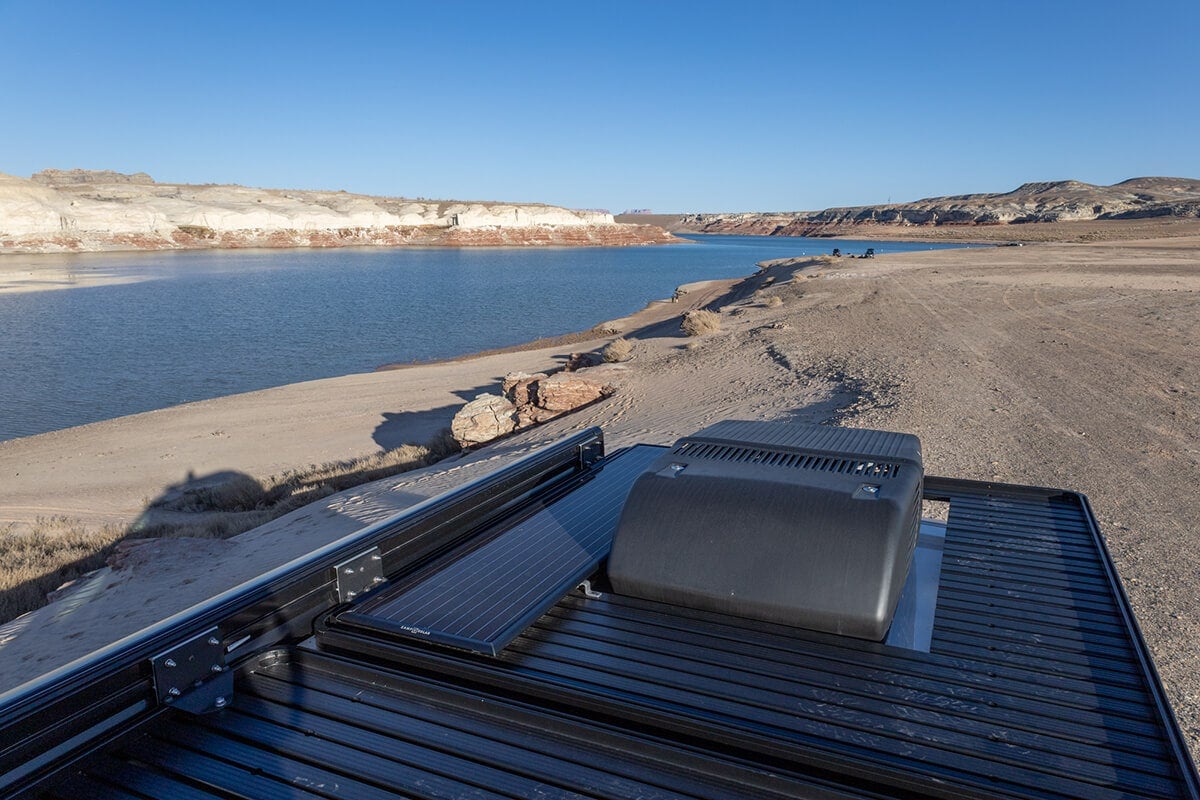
xmin=0 ymin=518 xmax=125 ymax=624
xmin=680 ymin=309 xmax=721 ymax=336
xmin=602 ymin=338 xmax=634 ymax=362
xmin=260 ymin=432 xmax=459 ymax=511
xmin=149 ymin=429 xmax=462 ymax=531
xmin=763 ymin=294 xmax=784 ymax=308
xmin=0 ymin=429 xmax=461 ymax=625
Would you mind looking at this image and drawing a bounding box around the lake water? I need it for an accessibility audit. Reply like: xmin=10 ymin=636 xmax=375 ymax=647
xmin=0 ymin=235 xmax=971 ymax=441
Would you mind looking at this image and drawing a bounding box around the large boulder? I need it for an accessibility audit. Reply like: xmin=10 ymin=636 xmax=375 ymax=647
xmin=531 ymin=373 xmax=615 ymax=412
xmin=450 ymin=393 xmax=518 ymax=446
xmin=501 ymin=371 xmax=548 ymax=406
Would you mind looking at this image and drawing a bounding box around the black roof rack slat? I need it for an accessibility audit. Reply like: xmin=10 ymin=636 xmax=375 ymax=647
xmin=106 ymin=736 xmax=322 ymax=800
xmin=931 ymin=616 xmax=1136 ymax=660
xmin=325 ymin=628 xmax=1177 ymax=800
xmin=523 ymin=611 xmax=1171 ymax=758
xmin=936 ymin=596 xmax=1129 ymax=635
xmin=936 ymin=575 xmax=1120 ymax=613
xmin=543 ymin=595 xmax=1162 ymax=724
xmin=932 ymin=607 xmax=1135 ymax=648
xmin=237 ymin=672 xmax=755 ymax=800
xmin=68 ymin=751 xmax=220 ymax=800
xmin=943 ymin=544 xmax=1109 ymax=577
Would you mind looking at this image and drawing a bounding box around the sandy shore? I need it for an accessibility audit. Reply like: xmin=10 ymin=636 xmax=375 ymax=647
xmin=1 ymin=236 xmax=1198 ymax=761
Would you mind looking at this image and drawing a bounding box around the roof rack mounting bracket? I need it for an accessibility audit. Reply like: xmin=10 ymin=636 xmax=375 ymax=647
xmin=578 ymin=434 xmax=604 ymax=470
xmin=577 ymin=579 xmax=603 ymax=599
xmin=150 ymin=627 xmax=232 ymax=714
xmin=335 ymin=547 xmax=385 ymax=603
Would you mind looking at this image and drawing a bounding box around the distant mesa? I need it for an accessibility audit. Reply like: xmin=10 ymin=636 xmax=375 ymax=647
xmin=621 ymin=178 xmax=1200 ymax=236
xmin=32 ymin=168 xmax=155 ymax=186
xmin=0 ymin=169 xmax=675 ymax=254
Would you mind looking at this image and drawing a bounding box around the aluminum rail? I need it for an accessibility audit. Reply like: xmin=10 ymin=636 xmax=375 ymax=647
xmin=0 ymin=426 xmax=604 ymax=797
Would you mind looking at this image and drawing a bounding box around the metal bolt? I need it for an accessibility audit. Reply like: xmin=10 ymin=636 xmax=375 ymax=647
xmin=371 ymin=554 xmax=382 ymax=561
xmin=168 ymin=687 xmax=181 ymax=697
xmin=346 ymin=591 xmax=357 ymax=599
xmin=862 ymin=485 xmax=879 ymax=494
xmin=163 ymin=658 xmax=177 ymax=668
xmin=211 ymin=664 xmax=224 ymax=673
xmin=372 ymin=576 xmax=384 ymax=584
xmin=343 ymin=567 xmax=356 ymax=575
xmin=214 ymin=697 xmax=227 ymax=709
xmin=207 ymin=636 xmax=220 ymax=647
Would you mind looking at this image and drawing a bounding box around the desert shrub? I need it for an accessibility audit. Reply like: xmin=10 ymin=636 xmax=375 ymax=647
xmin=602 ymin=338 xmax=633 ymax=362
xmin=259 ymin=430 xmax=459 ymax=510
xmin=0 ymin=429 xmax=462 ymax=624
xmin=0 ymin=518 xmax=124 ymax=624
xmin=176 ymin=224 xmax=216 ymax=239
xmin=764 ymin=295 xmax=784 ymax=308
xmin=155 ymin=473 xmax=266 ymax=513
xmin=680 ymin=309 xmax=721 ymax=336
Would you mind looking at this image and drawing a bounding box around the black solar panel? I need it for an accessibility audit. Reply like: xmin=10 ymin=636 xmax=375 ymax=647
xmin=339 ymin=446 xmax=660 ymax=655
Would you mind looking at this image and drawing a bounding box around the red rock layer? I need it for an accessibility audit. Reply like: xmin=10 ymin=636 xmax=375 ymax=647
xmin=0 ymin=224 xmax=676 ymax=254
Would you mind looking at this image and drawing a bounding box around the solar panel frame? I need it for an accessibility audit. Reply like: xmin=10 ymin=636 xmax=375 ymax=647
xmin=338 ymin=446 xmax=661 ymax=656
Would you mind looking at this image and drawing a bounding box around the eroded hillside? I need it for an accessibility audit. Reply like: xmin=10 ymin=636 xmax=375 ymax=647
xmin=0 ymin=170 xmax=673 ymax=253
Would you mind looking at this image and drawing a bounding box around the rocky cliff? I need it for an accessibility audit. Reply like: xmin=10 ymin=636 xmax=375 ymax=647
xmin=656 ymin=178 xmax=1200 ymax=237
xmin=0 ymin=170 xmax=674 ymax=253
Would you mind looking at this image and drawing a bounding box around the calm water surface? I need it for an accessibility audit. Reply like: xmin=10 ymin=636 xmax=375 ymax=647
xmin=0 ymin=236 xmax=970 ymax=441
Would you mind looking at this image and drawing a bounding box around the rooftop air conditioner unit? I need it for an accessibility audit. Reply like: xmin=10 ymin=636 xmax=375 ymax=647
xmin=607 ymin=420 xmax=923 ymax=640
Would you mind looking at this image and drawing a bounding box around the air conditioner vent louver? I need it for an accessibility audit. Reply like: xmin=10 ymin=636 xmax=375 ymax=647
xmin=673 ymin=441 xmax=902 ymax=478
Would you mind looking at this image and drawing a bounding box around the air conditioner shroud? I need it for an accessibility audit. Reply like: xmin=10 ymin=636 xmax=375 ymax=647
xmin=607 ymin=421 xmax=923 ymax=641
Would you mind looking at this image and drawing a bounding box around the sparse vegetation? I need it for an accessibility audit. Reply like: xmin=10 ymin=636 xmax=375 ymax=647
xmin=176 ymin=224 xmax=216 ymax=239
xmin=145 ymin=428 xmax=460 ymax=530
xmin=763 ymin=294 xmax=784 ymax=308
xmin=0 ymin=430 xmax=460 ymax=625
xmin=681 ymin=309 xmax=721 ymax=336
xmin=602 ymin=338 xmax=634 ymax=362
xmin=0 ymin=518 xmax=125 ymax=625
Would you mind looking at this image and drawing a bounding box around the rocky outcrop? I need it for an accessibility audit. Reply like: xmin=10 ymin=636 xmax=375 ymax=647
xmin=531 ymin=372 xmax=612 ymax=412
xmin=450 ymin=394 xmax=518 ymax=446
xmin=32 ymin=168 xmax=155 ymax=186
xmin=662 ymin=177 xmax=1200 ymax=236
xmin=451 ymin=368 xmax=618 ymax=447
xmin=0 ymin=170 xmax=675 ymax=254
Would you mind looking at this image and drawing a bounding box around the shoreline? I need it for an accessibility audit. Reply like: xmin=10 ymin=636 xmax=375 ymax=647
xmin=0 ymin=276 xmax=728 ymax=443
xmin=375 ymin=280 xmax=732 ymax=371
xmin=0 ymin=268 xmax=745 ymax=524
xmin=655 ymin=217 xmax=1200 ymax=245
xmin=0 ymin=236 xmax=681 ymax=296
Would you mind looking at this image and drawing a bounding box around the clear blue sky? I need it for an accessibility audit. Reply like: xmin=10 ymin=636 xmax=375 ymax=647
xmin=1 ymin=0 xmax=1195 ymax=212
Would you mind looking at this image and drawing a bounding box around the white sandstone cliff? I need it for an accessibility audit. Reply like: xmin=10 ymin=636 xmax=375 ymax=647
xmin=0 ymin=170 xmax=654 ymax=253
